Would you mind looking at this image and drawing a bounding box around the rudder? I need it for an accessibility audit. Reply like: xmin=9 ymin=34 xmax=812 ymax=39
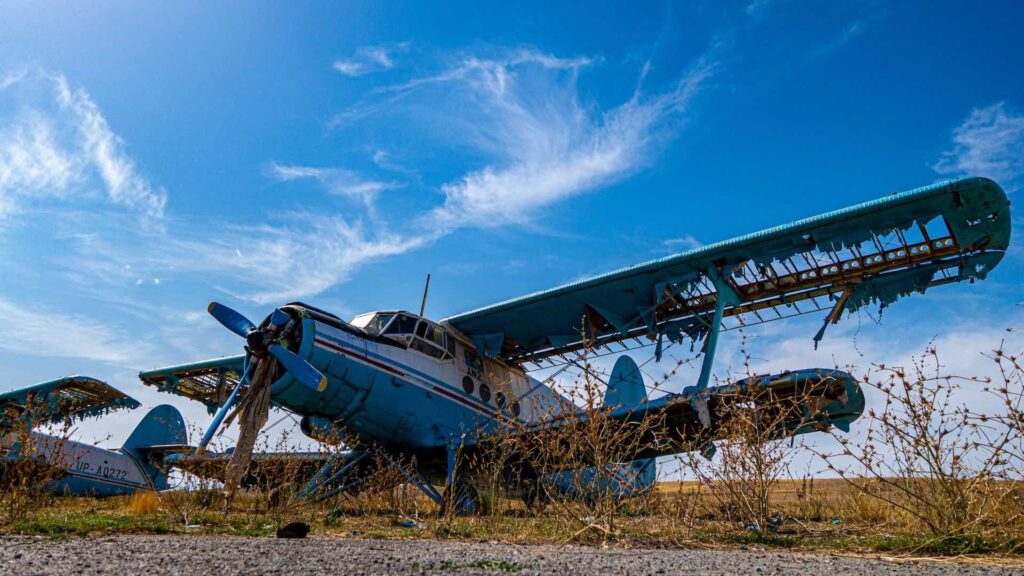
xmin=606 ymin=355 xmax=656 ymax=495
xmin=604 ymin=355 xmax=645 ymax=409
xmin=121 ymin=404 xmax=186 ymax=490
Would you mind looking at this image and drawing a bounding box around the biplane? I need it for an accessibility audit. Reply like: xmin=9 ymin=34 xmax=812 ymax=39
xmin=140 ymin=176 xmax=1010 ymax=511
xmin=0 ymin=377 xmax=186 ymax=496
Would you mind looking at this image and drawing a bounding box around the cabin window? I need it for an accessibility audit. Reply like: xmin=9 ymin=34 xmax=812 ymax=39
xmin=410 ymin=337 xmax=446 ymax=359
xmin=511 ymin=401 xmax=521 ymax=418
xmin=384 ymin=313 xmax=418 ymax=335
xmin=495 ymin=392 xmax=507 ymax=410
xmin=408 ymin=320 xmax=454 ymax=361
xmin=478 ymin=383 xmax=491 ymax=403
xmin=462 ymin=376 xmax=474 ymax=395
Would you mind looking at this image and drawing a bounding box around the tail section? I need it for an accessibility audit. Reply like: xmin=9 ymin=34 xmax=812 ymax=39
xmin=604 ymin=355 xmax=645 ymax=410
xmin=607 ymin=355 xmax=656 ymax=494
xmin=120 ymin=404 xmax=187 ymax=490
xmin=538 ymin=356 xmax=658 ymax=502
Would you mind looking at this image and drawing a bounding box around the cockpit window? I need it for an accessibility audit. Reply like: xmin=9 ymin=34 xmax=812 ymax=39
xmin=384 ymin=314 xmax=418 ymax=335
xmin=352 ymin=311 xmax=456 ymax=362
xmin=350 ymin=313 xmax=394 ymax=335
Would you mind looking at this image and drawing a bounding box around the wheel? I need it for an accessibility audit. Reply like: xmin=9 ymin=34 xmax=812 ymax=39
xmin=441 ymin=478 xmax=480 ymax=516
xmin=521 ymin=479 xmax=548 ymax=511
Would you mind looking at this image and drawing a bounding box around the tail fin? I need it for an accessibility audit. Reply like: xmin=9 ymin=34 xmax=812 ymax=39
xmin=607 ymin=355 xmax=656 ymax=495
xmin=604 ymin=355 xmax=645 ymax=410
xmin=121 ymin=404 xmax=186 ymax=490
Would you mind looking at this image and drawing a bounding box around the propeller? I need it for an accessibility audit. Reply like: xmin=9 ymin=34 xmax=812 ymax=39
xmin=269 ymin=344 xmax=327 ymax=392
xmin=195 ymin=302 xmax=326 ymax=455
xmin=207 ymin=302 xmax=256 ymax=338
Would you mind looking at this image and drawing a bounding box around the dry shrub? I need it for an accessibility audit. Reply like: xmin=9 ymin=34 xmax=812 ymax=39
xmin=817 ymin=338 xmax=1024 ymax=547
xmin=503 ymin=351 xmax=665 ymax=541
xmin=0 ymin=402 xmax=76 ymax=526
xmin=684 ymin=382 xmax=812 ymax=532
xmin=160 ymin=423 xmax=225 ymax=527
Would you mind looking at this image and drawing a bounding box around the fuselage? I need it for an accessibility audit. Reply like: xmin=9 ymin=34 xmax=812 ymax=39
xmin=2 ymin=431 xmax=156 ymax=496
xmin=266 ymin=305 xmax=570 ymax=453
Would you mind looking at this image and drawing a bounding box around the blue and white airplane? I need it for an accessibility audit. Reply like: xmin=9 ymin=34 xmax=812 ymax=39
xmin=141 ymin=177 xmax=1011 ymax=511
xmin=1 ymin=377 xmax=186 ymax=496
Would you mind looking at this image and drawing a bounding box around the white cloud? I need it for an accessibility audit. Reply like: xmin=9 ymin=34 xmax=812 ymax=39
xmin=0 ymin=112 xmax=79 ymax=217
xmin=53 ymin=75 xmax=166 ymax=217
xmin=333 ymin=43 xmax=409 ymax=77
xmin=0 ymin=70 xmax=166 ymax=221
xmin=662 ymin=235 xmax=702 ymax=252
xmin=267 ymin=162 xmax=403 ymax=208
xmin=933 ymin=101 xmax=1024 ymax=185
xmin=191 ymin=214 xmax=431 ymax=304
xmin=0 ymin=296 xmax=156 ymax=364
xmin=368 ymin=49 xmax=714 ymax=230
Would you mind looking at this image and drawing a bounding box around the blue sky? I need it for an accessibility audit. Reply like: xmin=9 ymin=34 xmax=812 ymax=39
xmin=1 ymin=1 xmax=1022 ymax=454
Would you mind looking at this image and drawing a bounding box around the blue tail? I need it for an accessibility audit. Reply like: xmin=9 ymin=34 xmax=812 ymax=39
xmin=541 ymin=356 xmax=658 ymax=501
xmin=605 ymin=355 xmax=646 ymax=410
xmin=120 ymin=404 xmax=186 ymax=490
xmin=606 ymin=355 xmax=656 ymax=494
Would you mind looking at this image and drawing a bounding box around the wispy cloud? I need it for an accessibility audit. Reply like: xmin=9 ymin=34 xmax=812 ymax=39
xmin=342 ymin=49 xmax=712 ymax=231
xmin=812 ymin=19 xmax=869 ymax=57
xmin=6 ymin=45 xmax=715 ymax=309
xmin=0 ymin=70 xmax=166 ymax=221
xmin=333 ymin=43 xmax=409 ymax=77
xmin=0 ymin=295 xmax=156 ymax=364
xmin=662 ymin=235 xmax=702 ymax=252
xmin=430 ymin=53 xmax=711 ymax=230
xmin=59 ymin=210 xmax=431 ymax=305
xmin=267 ymin=162 xmax=404 ymax=209
xmin=933 ymin=101 xmax=1024 ymax=185
xmin=172 ymin=214 xmax=431 ymax=304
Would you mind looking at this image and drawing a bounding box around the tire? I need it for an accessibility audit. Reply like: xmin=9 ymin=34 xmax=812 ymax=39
xmin=441 ymin=478 xmax=480 ymax=516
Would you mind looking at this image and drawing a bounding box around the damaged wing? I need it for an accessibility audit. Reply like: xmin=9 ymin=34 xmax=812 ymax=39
xmin=0 ymin=376 xmax=141 ymax=429
xmin=138 ymin=355 xmax=246 ymax=415
xmin=445 ymin=177 xmax=1011 ymax=367
xmin=163 ymin=447 xmax=337 ymax=490
xmin=509 ymin=368 xmax=865 ymax=460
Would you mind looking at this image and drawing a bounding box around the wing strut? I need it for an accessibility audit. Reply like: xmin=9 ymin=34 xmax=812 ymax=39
xmin=695 ymin=267 xmax=740 ymax=391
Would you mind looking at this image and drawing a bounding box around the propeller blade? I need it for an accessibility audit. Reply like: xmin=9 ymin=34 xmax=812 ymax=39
xmin=207 ymin=302 xmax=256 ymax=338
xmin=269 ymin=344 xmax=327 ymax=392
xmin=269 ymin=308 xmax=290 ymax=328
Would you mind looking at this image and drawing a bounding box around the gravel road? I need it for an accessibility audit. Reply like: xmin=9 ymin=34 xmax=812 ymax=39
xmin=1 ymin=534 xmax=1020 ymax=575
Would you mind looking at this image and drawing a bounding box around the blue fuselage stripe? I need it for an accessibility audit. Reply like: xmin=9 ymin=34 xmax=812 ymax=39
xmin=61 ymin=468 xmax=148 ymax=491
xmin=313 ymin=331 xmax=513 ymax=420
xmin=315 ymin=330 xmax=499 ymax=414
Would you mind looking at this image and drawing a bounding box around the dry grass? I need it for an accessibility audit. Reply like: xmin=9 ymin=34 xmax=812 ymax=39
xmin=4 ymin=329 xmax=1023 ymax=561
xmin=124 ymin=491 xmax=161 ymax=515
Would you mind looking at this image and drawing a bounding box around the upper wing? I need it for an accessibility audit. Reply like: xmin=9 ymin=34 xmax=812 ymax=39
xmin=445 ymin=177 xmax=1011 ymax=366
xmin=0 ymin=376 xmax=141 ymax=429
xmin=138 ymin=355 xmax=246 ymax=414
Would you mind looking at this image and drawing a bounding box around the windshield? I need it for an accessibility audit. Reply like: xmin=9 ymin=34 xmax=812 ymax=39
xmin=350 ymin=313 xmax=394 ymax=335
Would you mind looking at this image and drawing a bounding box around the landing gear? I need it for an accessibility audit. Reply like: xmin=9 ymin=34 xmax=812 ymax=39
xmin=440 ymin=440 xmax=479 ymax=516
xmin=441 ymin=477 xmax=480 ymax=516
xmin=521 ymin=479 xmax=548 ymax=511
